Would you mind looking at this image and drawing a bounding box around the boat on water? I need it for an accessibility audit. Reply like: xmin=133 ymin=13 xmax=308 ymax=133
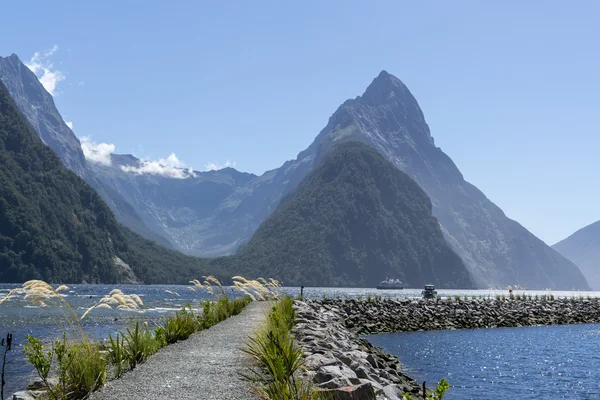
xmin=376 ymin=278 xmax=404 ymax=290
xmin=422 ymin=284 xmax=438 ymax=299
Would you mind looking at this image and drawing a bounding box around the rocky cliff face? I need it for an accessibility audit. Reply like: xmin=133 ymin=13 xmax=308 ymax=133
xmin=553 ymin=221 xmax=600 ymax=290
xmin=0 ymin=54 xmax=87 ymax=176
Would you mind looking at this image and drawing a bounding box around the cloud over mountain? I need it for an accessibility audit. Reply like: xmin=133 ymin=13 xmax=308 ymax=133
xmin=204 ymin=160 xmax=236 ymax=171
xmin=121 ymin=153 xmax=197 ymax=179
xmin=80 ymin=136 xmax=115 ymax=166
xmin=25 ymin=45 xmax=65 ymax=96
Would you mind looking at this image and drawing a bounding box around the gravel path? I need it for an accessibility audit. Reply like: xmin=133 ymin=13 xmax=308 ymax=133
xmin=91 ymin=302 xmax=267 ymax=400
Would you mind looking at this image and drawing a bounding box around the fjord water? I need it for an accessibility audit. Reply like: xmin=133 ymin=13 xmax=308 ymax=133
xmin=3 ymin=284 xmax=600 ymax=397
xmin=367 ymin=324 xmax=600 ymax=399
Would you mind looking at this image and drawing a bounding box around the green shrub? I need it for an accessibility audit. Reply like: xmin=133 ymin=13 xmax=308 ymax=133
xmin=107 ymin=333 xmax=126 ymax=379
xmin=402 ymin=378 xmax=450 ymax=399
xmin=122 ymin=322 xmax=160 ymax=370
xmin=58 ymin=341 xmax=106 ymax=398
xmin=156 ymin=306 xmax=200 ymax=345
xmin=24 ymin=335 xmax=106 ymax=399
xmin=242 ymin=297 xmax=318 ymax=399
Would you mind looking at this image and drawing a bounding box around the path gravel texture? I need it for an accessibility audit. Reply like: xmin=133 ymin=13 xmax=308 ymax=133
xmin=91 ymin=302 xmax=268 ymax=400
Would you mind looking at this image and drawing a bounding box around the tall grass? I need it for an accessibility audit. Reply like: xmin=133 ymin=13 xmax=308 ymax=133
xmin=242 ymin=297 xmax=319 ymax=400
xmin=155 ymin=306 xmax=200 ymax=345
xmin=24 ymin=334 xmax=107 ymax=400
xmin=9 ymin=276 xmax=259 ymax=399
xmin=122 ymin=321 xmax=161 ymax=370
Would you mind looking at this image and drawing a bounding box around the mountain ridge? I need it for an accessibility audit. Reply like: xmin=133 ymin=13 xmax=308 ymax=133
xmin=553 ymin=221 xmax=600 ymax=290
xmin=0 ymin=54 xmax=589 ymax=289
xmin=281 ymin=71 xmax=589 ymax=289
xmin=217 ymin=141 xmax=475 ymax=288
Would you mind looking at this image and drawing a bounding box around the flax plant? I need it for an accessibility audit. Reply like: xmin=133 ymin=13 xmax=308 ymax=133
xmin=242 ymin=297 xmax=319 ymax=400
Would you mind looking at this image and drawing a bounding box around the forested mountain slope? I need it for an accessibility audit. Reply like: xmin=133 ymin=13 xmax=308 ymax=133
xmin=217 ymin=142 xmax=475 ymax=288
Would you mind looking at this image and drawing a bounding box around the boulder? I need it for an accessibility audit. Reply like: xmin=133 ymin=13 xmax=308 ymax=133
xmin=305 ymin=353 xmax=340 ymax=369
xmin=315 ymin=364 xmax=359 ymax=384
xmin=320 ymin=382 xmax=376 ymax=400
xmin=380 ymin=385 xmax=403 ymax=400
xmin=26 ymin=377 xmax=58 ymax=391
xmin=10 ymin=392 xmax=35 ymax=400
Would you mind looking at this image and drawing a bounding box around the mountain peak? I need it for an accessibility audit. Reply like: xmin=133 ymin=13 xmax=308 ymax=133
xmin=360 ymin=70 xmax=412 ymax=106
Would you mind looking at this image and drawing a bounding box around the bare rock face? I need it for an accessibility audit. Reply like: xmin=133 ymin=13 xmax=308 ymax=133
xmin=0 ymin=54 xmax=87 ymax=177
xmin=113 ymin=256 xmax=141 ymax=284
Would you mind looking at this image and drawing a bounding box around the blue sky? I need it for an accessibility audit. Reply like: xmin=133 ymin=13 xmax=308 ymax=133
xmin=1 ymin=0 xmax=599 ymax=244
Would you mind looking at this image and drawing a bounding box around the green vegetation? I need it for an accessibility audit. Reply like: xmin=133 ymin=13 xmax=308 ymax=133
xmin=155 ymin=306 xmax=199 ymax=345
xmin=243 ymin=297 xmax=318 ymax=399
xmin=5 ymin=277 xmax=256 ymax=399
xmin=24 ymin=334 xmax=107 ymax=400
xmin=218 ymin=142 xmax=474 ymax=288
xmin=402 ymin=379 xmax=450 ymax=399
xmin=121 ymin=321 xmax=161 ymax=370
xmin=0 ymin=81 xmax=220 ymax=284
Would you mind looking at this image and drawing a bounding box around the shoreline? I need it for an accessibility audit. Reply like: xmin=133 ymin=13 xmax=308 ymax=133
xmin=293 ymin=297 xmax=600 ymax=399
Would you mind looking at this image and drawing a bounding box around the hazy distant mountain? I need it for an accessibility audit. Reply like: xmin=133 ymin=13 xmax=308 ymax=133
xmin=219 ymin=142 xmax=475 ymax=288
xmin=0 ymin=80 xmax=211 ymax=283
xmin=553 ymin=221 xmax=600 ymax=290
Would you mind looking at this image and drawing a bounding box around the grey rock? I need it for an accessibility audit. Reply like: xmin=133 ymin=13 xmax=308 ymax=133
xmin=318 ymin=377 xmax=353 ymax=389
xmin=304 ymin=353 xmax=340 ymax=370
xmin=320 ymin=382 xmax=376 ymax=400
xmin=315 ymin=365 xmax=358 ymax=384
xmin=10 ymin=392 xmax=35 ymax=400
xmin=26 ymin=377 xmax=58 ymax=391
xmin=380 ymin=385 xmax=404 ymax=400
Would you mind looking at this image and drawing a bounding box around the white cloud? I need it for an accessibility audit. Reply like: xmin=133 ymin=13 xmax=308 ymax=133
xmin=80 ymin=136 xmax=115 ymax=166
xmin=204 ymin=160 xmax=237 ymax=171
xmin=26 ymin=45 xmax=66 ymax=96
xmin=121 ymin=153 xmax=197 ymax=179
xmin=65 ymin=121 xmax=73 ymax=130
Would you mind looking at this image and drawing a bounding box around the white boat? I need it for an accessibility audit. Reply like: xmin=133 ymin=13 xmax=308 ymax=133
xmin=376 ymin=278 xmax=404 ymax=290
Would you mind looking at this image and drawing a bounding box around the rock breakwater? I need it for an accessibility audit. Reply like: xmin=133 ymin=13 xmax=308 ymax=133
xmin=293 ymin=300 xmax=424 ymax=399
xmin=293 ymin=297 xmax=600 ymax=398
xmin=319 ymin=297 xmax=600 ymax=334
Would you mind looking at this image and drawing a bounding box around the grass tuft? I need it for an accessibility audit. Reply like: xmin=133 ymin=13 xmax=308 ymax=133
xmin=242 ymin=297 xmax=319 ymax=399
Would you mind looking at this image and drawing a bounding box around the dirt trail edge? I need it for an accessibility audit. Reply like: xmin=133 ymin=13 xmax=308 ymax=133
xmin=91 ymin=301 xmax=268 ymax=400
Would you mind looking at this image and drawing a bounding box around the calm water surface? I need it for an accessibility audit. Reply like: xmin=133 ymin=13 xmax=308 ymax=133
xmin=1 ymin=284 xmax=599 ymax=397
xmin=367 ymin=324 xmax=600 ymax=399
